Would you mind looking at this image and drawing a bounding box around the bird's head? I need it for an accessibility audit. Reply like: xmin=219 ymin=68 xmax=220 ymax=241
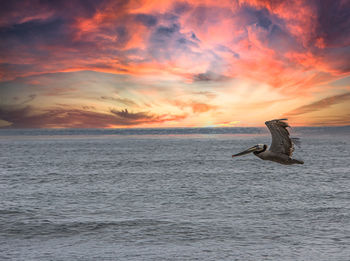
xmin=232 ymin=144 xmax=267 ymax=157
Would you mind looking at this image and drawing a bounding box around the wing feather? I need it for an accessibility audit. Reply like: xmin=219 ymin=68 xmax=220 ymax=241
xmin=265 ymin=119 xmax=298 ymax=156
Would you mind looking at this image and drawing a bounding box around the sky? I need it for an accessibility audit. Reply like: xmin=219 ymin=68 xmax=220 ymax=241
xmin=0 ymin=0 xmax=349 ymax=128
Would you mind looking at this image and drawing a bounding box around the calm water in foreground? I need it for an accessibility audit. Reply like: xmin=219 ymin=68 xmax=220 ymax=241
xmin=0 ymin=127 xmax=349 ymax=260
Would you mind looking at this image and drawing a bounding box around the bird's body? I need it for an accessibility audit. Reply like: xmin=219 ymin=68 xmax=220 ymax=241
xmin=232 ymin=119 xmax=304 ymax=165
xmin=254 ymin=149 xmax=303 ymax=165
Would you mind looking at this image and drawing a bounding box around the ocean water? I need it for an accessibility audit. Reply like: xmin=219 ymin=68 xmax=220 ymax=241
xmin=0 ymin=127 xmax=349 ymax=261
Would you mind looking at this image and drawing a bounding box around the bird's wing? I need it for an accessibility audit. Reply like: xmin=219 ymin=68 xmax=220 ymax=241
xmin=265 ymin=119 xmax=295 ymax=156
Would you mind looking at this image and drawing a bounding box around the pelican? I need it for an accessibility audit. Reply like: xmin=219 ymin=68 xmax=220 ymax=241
xmin=232 ymin=119 xmax=304 ymax=165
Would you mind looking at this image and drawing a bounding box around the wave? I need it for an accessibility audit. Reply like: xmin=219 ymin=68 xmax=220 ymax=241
xmin=0 ymin=219 xmax=172 ymax=238
xmin=1 ymin=126 xmax=349 ymax=137
xmin=0 ymin=127 xmax=265 ymax=136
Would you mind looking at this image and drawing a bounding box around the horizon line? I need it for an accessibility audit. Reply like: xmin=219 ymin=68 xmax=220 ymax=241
xmin=1 ymin=125 xmax=350 ymax=130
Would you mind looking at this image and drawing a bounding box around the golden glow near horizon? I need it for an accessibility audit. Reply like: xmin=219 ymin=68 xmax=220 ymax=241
xmin=1 ymin=0 xmax=350 ymax=128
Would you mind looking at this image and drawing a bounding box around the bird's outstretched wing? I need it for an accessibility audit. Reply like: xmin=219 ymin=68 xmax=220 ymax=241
xmin=265 ymin=119 xmax=296 ymax=157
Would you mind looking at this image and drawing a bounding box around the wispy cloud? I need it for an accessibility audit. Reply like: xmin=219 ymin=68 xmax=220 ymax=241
xmin=101 ymin=96 xmax=138 ymax=107
xmin=192 ymin=71 xmax=229 ymax=82
xmin=285 ymin=92 xmax=350 ymax=116
xmin=13 ymin=94 xmax=37 ymax=105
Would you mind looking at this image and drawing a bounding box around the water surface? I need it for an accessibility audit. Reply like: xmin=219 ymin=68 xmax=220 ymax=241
xmin=1 ymin=127 xmax=349 ymax=260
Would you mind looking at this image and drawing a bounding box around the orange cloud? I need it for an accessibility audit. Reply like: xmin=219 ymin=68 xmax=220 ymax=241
xmin=172 ymin=100 xmax=217 ymax=114
xmin=285 ymin=92 xmax=350 ymax=117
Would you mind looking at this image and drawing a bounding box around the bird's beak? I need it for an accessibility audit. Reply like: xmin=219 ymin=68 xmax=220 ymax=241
xmin=232 ymin=145 xmax=259 ymax=157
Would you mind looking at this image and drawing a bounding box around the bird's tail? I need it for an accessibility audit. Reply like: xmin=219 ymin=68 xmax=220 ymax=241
xmin=291 ymin=137 xmax=301 ymax=146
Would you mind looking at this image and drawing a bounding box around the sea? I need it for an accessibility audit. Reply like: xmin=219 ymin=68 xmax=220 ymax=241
xmin=0 ymin=127 xmax=349 ymax=261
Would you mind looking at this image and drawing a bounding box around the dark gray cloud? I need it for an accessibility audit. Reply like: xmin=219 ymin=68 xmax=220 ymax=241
xmin=256 ymin=11 xmax=272 ymax=29
xmin=0 ymin=105 xmax=187 ymax=128
xmin=155 ymin=24 xmax=180 ymax=37
xmin=148 ymin=22 xmax=199 ymax=61
xmin=0 ymin=0 xmax=110 ymax=24
xmin=190 ymin=32 xmax=200 ymax=42
xmin=111 ymin=108 xmax=152 ymax=120
xmin=238 ymin=6 xmax=273 ymax=29
xmin=134 ymin=14 xmax=158 ymax=27
xmin=115 ymin=26 xmax=130 ymax=47
xmin=192 ymin=71 xmax=229 ymax=82
xmin=0 ymin=18 xmax=66 ymax=43
xmin=315 ymin=0 xmax=350 ymax=48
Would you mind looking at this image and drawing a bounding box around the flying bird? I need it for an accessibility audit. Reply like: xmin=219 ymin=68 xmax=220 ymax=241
xmin=232 ymin=119 xmax=304 ymax=165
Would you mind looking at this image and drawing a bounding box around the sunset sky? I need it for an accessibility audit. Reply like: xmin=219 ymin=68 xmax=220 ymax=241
xmin=0 ymin=0 xmax=349 ymax=128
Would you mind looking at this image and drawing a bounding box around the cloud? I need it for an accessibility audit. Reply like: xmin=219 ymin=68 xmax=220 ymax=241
xmin=192 ymin=71 xmax=229 ymax=82
xmin=314 ymin=0 xmax=350 ymax=48
xmin=82 ymin=105 xmax=95 ymax=110
xmin=0 ymin=105 xmax=187 ymax=128
xmin=172 ymin=1 xmax=192 ymax=15
xmin=190 ymin=102 xmax=217 ymax=113
xmin=110 ymin=108 xmax=151 ymax=121
xmin=173 ymin=100 xmax=217 ymax=114
xmin=8 ymin=94 xmax=37 ymax=105
xmin=0 ymin=18 xmax=66 ymax=45
xmin=100 ymin=96 xmax=137 ymax=107
xmin=134 ymin=14 xmax=158 ymax=27
xmin=1 ymin=0 xmax=349 ymax=86
xmin=192 ymin=91 xmax=217 ymax=99
xmin=19 ymin=94 xmax=37 ymax=104
xmin=285 ymin=92 xmax=350 ymax=116
xmin=306 ymin=114 xmax=350 ymax=126
xmin=148 ymin=22 xmax=200 ymax=63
